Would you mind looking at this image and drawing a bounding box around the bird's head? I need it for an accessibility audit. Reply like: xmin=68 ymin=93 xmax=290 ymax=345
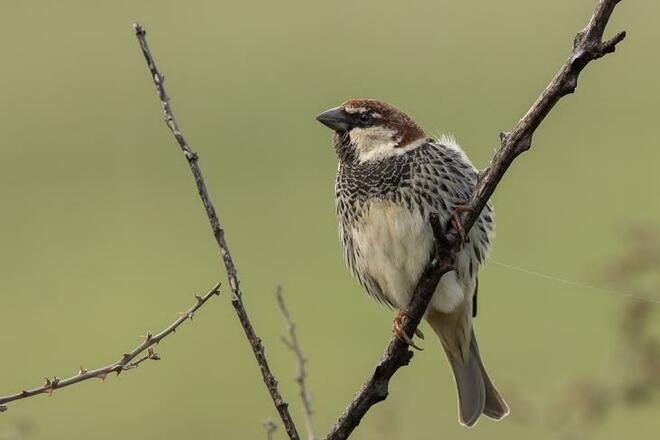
xmin=316 ymin=99 xmax=427 ymax=163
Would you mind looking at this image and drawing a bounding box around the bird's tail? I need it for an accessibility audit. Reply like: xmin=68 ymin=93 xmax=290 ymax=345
xmin=470 ymin=328 xmax=509 ymax=421
xmin=426 ymin=310 xmax=509 ymax=427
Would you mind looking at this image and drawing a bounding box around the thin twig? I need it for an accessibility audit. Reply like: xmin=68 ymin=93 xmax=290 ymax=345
xmin=325 ymin=1 xmax=627 ymax=438
xmin=133 ymin=23 xmax=300 ymax=440
xmin=263 ymin=418 xmax=278 ymax=440
xmin=0 ymin=283 xmax=221 ymax=412
xmin=276 ymin=286 xmax=316 ymax=440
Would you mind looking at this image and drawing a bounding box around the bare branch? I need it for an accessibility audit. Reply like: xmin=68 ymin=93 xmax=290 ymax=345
xmin=0 ymin=283 xmax=220 ymax=412
xmin=132 ymin=23 xmax=300 ymax=440
xmin=325 ymin=1 xmax=627 ymax=438
xmin=276 ymin=286 xmax=316 ymax=440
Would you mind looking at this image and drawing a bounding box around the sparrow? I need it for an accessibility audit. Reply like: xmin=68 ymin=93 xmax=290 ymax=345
xmin=316 ymin=99 xmax=509 ymax=427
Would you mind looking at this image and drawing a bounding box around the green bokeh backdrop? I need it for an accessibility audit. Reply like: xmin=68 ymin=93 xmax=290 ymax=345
xmin=1 ymin=0 xmax=658 ymax=439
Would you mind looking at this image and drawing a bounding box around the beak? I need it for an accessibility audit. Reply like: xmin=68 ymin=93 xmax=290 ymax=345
xmin=316 ymin=106 xmax=352 ymax=132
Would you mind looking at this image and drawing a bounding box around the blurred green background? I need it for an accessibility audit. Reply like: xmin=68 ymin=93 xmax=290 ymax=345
xmin=1 ymin=0 xmax=658 ymax=439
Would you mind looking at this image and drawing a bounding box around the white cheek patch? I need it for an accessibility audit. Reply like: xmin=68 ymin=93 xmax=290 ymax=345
xmin=350 ymin=127 xmax=428 ymax=163
xmin=350 ymin=126 xmax=401 ymax=162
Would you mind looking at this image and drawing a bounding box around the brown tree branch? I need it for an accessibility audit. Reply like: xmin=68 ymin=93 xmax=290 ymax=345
xmin=276 ymin=286 xmax=316 ymax=440
xmin=0 ymin=283 xmax=221 ymax=413
xmin=132 ymin=23 xmax=300 ymax=440
xmin=325 ymin=0 xmax=627 ymax=438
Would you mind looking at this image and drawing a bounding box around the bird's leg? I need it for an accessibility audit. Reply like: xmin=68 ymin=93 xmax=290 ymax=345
xmin=450 ymin=205 xmax=473 ymax=246
xmin=392 ymin=310 xmax=424 ymax=350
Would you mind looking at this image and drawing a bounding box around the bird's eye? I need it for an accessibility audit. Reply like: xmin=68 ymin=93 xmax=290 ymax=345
xmin=358 ymin=112 xmax=373 ymax=124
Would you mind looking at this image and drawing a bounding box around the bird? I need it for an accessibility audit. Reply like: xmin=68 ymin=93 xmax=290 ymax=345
xmin=316 ymin=98 xmax=509 ymax=427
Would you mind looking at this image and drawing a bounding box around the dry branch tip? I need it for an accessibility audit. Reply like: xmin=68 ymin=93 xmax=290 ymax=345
xmin=132 ymin=23 xmax=145 ymax=36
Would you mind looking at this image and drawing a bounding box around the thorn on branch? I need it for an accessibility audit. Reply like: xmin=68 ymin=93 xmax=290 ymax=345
xmin=43 ymin=377 xmax=59 ymax=396
xmin=177 ymin=311 xmax=193 ymax=321
xmin=600 ymin=31 xmax=626 ymax=55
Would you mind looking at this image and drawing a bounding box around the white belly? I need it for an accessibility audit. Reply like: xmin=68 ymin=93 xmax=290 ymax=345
xmin=349 ymin=199 xmax=465 ymax=312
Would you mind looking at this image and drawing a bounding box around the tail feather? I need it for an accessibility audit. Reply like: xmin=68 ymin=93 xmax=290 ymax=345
xmin=446 ymin=345 xmax=486 ymax=426
xmin=470 ymin=330 xmax=509 ymax=420
xmin=427 ymin=310 xmax=509 ymax=426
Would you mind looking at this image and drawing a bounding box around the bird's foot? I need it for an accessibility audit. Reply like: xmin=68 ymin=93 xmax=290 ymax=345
xmin=392 ymin=310 xmax=424 ymax=350
xmin=450 ymin=205 xmax=473 ymax=246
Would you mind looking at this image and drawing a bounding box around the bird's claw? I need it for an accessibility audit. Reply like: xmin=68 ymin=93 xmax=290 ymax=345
xmin=396 ymin=310 xmax=425 ymax=338
xmin=393 ymin=311 xmax=423 ymax=350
